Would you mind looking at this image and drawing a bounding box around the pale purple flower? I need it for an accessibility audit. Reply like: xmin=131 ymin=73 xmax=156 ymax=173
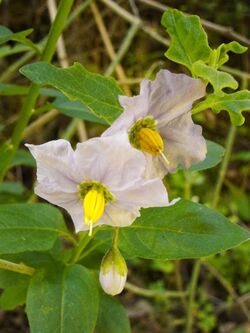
xmin=103 ymin=69 xmax=207 ymax=178
xmin=26 ymin=133 xmax=170 ymax=233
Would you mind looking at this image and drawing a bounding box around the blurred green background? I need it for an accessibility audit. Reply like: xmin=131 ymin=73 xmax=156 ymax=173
xmin=0 ymin=0 xmax=249 ymax=332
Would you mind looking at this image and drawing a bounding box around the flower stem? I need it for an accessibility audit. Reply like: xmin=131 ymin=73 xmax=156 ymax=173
xmin=0 ymin=0 xmax=74 ymax=181
xmin=112 ymin=227 xmax=119 ymax=248
xmin=70 ymin=230 xmax=96 ymax=264
xmin=0 ymin=259 xmax=35 ymax=276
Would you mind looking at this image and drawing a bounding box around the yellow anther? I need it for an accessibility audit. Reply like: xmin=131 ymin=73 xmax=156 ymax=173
xmin=139 ymin=127 xmax=164 ymax=156
xmin=83 ymin=189 xmax=105 ymax=236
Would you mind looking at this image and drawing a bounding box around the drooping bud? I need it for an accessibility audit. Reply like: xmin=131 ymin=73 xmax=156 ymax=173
xmin=84 ymin=189 xmax=105 ymax=236
xmin=99 ymin=247 xmax=128 ymax=296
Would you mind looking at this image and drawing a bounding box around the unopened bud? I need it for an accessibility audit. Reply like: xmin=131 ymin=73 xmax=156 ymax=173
xmin=99 ymin=247 xmax=127 ymax=296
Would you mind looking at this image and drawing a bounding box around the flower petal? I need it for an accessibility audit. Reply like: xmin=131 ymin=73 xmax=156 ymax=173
xmin=162 ymin=112 xmax=207 ymax=172
xmin=102 ymin=79 xmax=151 ymax=136
xmin=26 ymin=140 xmax=79 ymax=192
xmin=103 ymin=202 xmax=141 ymax=227
xmin=113 ymin=178 xmax=169 ymax=207
xmin=35 ymin=183 xmax=84 ymax=232
xmin=103 ymin=178 xmax=169 ymax=227
xmin=147 ymin=69 xmax=206 ymax=124
xmin=75 ymin=133 xmax=146 ymax=191
xmin=103 ymin=70 xmax=206 ymax=138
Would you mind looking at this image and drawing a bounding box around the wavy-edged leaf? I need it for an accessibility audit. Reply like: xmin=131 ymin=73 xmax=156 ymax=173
xmin=193 ymin=90 xmax=250 ymax=125
xmin=192 ymin=60 xmax=238 ymax=94
xmin=119 ymin=200 xmax=250 ymax=260
xmin=215 ymin=41 xmax=248 ymax=68
xmin=20 ymin=62 xmax=123 ymax=124
xmin=161 ymin=9 xmax=211 ymax=70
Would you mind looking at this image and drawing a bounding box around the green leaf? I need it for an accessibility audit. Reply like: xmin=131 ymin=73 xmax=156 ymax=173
xmin=161 ymin=9 xmax=211 ymax=71
xmin=53 ymin=95 xmax=108 ymax=124
xmin=119 ymin=200 xmax=250 ymax=260
xmin=0 ymin=44 xmax=30 ymax=58
xmin=0 ymin=266 xmax=30 ymax=289
xmin=0 ymin=182 xmax=25 ymax=195
xmin=0 ymin=25 xmax=40 ymax=54
xmin=0 ymin=280 xmax=28 ymax=310
xmin=0 ymin=25 xmax=39 ymax=53
xmin=11 ymin=149 xmax=36 ymax=167
xmin=192 ymin=61 xmax=238 ymax=94
xmin=189 ymin=140 xmax=225 ymax=172
xmin=215 ymin=41 xmax=248 ymax=68
xmin=193 ymin=90 xmax=250 ymax=125
xmin=27 ymin=264 xmax=99 ymax=333
xmin=96 ymin=293 xmax=131 ymax=333
xmin=20 ymin=62 xmax=123 ymax=124
xmin=0 ymin=203 xmax=67 ymax=254
xmin=0 ymin=26 xmax=32 ymax=44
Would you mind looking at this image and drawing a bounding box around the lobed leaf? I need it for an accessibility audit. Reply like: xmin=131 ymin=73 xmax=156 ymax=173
xmin=192 ymin=60 xmax=238 ymax=94
xmin=215 ymin=41 xmax=248 ymax=68
xmin=193 ymin=90 xmax=250 ymax=125
xmin=20 ymin=62 xmax=123 ymax=124
xmin=119 ymin=200 xmax=250 ymax=260
xmin=161 ymin=9 xmax=211 ymax=71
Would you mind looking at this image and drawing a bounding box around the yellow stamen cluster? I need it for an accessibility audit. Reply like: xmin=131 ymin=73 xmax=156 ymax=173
xmin=79 ymin=181 xmax=114 ymax=236
xmin=138 ymin=127 xmax=164 ymax=156
xmin=129 ymin=116 xmax=170 ymax=164
xmin=83 ymin=189 xmax=105 ymax=236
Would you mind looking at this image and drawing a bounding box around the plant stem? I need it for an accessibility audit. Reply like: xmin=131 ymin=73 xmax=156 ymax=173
xmin=0 ymin=0 xmax=74 ymax=181
xmin=185 ymin=124 xmax=237 ymax=332
xmin=212 ymin=126 xmax=237 ymax=208
xmin=186 ymin=260 xmax=201 ymax=333
xmin=112 ymin=227 xmax=119 ymax=248
xmin=0 ymin=259 xmax=35 ymax=276
xmin=70 ymin=230 xmax=96 ymax=264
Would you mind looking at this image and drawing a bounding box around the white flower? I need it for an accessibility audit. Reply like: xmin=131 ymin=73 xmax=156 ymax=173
xmin=26 ymin=133 xmax=170 ymax=234
xmin=103 ymin=69 xmax=207 ymax=178
xmin=99 ymin=247 xmax=127 ymax=296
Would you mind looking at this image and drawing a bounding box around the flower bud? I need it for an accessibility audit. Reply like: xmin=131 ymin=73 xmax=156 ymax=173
xmin=99 ymin=247 xmax=128 ymax=296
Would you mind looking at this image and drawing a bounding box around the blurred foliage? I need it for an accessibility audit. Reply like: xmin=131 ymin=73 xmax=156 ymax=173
xmin=0 ymin=0 xmax=250 ymax=332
